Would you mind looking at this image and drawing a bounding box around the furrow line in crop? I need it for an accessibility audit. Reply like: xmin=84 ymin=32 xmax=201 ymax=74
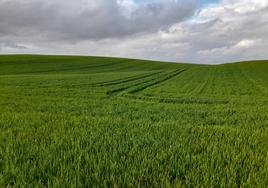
xmin=196 ymin=68 xmax=215 ymax=94
xmin=237 ymin=66 xmax=268 ymax=96
xmin=17 ymin=59 xmax=129 ymax=74
xmin=120 ymin=94 xmax=231 ymax=105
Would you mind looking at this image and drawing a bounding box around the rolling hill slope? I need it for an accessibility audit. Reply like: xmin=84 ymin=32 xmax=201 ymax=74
xmin=0 ymin=55 xmax=268 ymax=187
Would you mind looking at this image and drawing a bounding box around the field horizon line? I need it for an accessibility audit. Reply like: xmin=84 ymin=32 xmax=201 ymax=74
xmin=0 ymin=53 xmax=267 ymax=66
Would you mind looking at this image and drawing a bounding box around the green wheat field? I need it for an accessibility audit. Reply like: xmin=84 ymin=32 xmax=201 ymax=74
xmin=1 ymin=55 xmax=268 ymax=187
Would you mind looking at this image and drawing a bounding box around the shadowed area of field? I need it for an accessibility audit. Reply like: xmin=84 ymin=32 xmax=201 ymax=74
xmin=1 ymin=55 xmax=268 ymax=187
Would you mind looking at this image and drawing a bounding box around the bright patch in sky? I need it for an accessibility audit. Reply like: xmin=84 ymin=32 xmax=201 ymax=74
xmin=200 ymin=0 xmax=220 ymax=5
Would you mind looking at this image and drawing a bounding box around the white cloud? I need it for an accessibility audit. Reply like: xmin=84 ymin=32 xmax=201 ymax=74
xmin=199 ymin=39 xmax=258 ymax=55
xmin=224 ymin=0 xmax=268 ymax=13
xmin=165 ymin=0 xmax=268 ymax=63
xmin=235 ymin=39 xmax=257 ymax=49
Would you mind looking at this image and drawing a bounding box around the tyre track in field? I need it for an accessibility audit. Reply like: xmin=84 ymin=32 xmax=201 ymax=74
xmin=106 ymin=70 xmax=178 ymax=95
xmin=107 ymin=69 xmax=187 ymax=96
xmin=88 ymin=71 xmax=162 ymax=87
xmin=68 ymin=71 xmax=162 ymax=88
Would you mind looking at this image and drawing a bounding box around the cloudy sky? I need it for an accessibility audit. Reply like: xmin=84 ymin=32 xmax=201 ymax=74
xmin=0 ymin=0 xmax=267 ymax=64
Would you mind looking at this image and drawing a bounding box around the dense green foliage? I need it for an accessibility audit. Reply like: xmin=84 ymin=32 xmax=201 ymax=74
xmin=0 ymin=55 xmax=268 ymax=187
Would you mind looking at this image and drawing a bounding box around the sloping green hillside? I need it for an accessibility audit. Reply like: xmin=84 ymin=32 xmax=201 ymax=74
xmin=1 ymin=55 xmax=268 ymax=187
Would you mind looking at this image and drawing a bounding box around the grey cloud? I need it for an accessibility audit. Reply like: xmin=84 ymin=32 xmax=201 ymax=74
xmin=0 ymin=41 xmax=27 ymax=51
xmin=0 ymin=0 xmax=196 ymax=41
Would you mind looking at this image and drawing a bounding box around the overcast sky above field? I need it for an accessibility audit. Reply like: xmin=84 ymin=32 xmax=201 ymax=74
xmin=0 ymin=0 xmax=267 ymax=64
